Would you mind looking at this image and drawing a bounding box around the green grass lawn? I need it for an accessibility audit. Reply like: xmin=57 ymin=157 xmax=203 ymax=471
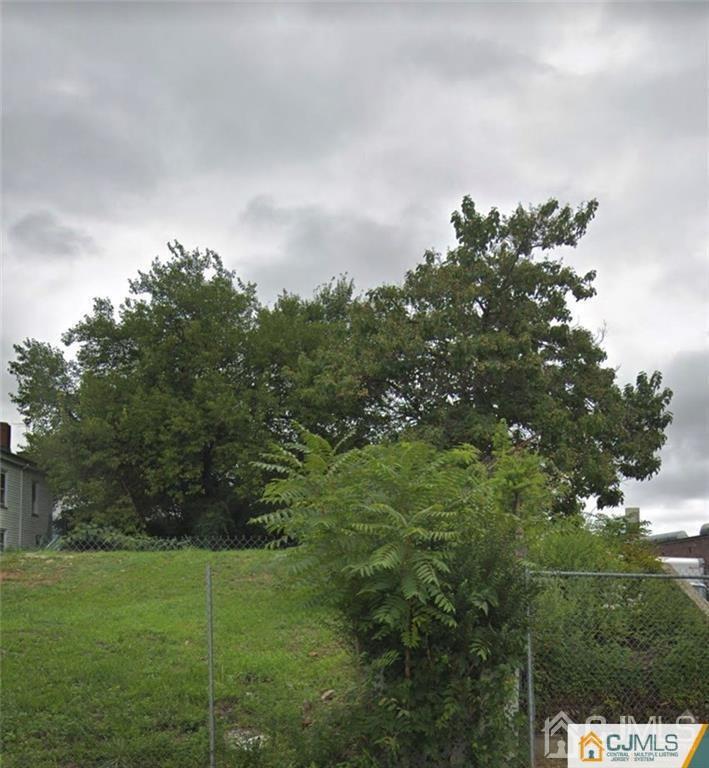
xmin=0 ymin=550 xmax=354 ymax=768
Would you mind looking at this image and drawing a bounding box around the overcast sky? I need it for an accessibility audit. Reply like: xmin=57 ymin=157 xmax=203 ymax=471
xmin=1 ymin=1 xmax=707 ymax=534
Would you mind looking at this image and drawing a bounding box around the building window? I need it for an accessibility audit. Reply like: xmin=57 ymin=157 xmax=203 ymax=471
xmin=31 ymin=481 xmax=38 ymax=516
xmin=0 ymin=471 xmax=6 ymax=507
xmin=0 ymin=529 xmax=5 ymax=552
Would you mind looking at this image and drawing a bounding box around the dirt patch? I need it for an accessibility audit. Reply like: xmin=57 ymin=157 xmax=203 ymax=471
xmin=0 ymin=568 xmax=63 ymax=586
xmin=216 ymin=696 xmax=240 ymax=718
xmin=0 ymin=570 xmax=24 ymax=583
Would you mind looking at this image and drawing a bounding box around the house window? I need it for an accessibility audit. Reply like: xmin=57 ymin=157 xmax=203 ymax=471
xmin=0 ymin=471 xmax=6 ymax=507
xmin=31 ymin=481 xmax=38 ymax=516
xmin=0 ymin=529 xmax=5 ymax=552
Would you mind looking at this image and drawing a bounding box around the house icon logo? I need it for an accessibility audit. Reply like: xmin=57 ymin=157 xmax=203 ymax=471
xmin=543 ymin=710 xmax=572 ymax=758
xmin=580 ymin=731 xmax=604 ymax=762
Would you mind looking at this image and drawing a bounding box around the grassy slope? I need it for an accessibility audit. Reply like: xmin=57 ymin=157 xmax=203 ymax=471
xmin=1 ymin=550 xmax=353 ymax=768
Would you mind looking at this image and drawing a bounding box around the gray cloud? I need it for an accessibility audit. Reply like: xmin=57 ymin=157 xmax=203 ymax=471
xmin=1 ymin=1 xmax=707 ymax=530
xmin=2 ymin=3 xmax=403 ymax=214
xmin=666 ymin=349 xmax=709 ymax=457
xmin=237 ymin=197 xmax=425 ymax=300
xmin=8 ymin=210 xmax=97 ymax=259
xmin=621 ymin=348 xmax=709 ymax=530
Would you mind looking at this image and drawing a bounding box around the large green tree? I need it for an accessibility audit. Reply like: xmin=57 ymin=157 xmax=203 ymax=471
xmin=10 ymin=198 xmax=674 ymax=530
xmin=347 ymin=198 xmax=673 ymax=514
xmin=11 ymin=244 xmax=266 ymax=534
xmin=10 ymin=245 xmax=366 ymax=535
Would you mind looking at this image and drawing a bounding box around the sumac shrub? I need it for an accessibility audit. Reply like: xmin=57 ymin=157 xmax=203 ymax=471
xmin=255 ymin=430 xmax=547 ymax=767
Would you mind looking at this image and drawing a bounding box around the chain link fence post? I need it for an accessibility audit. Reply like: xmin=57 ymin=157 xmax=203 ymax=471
xmin=206 ymin=563 xmax=216 ymax=768
xmin=526 ymin=567 xmax=536 ymax=768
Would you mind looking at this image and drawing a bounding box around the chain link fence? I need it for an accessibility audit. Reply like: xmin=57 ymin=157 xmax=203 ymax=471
xmin=202 ymin=566 xmax=709 ymax=767
xmin=4 ymin=537 xmax=707 ymax=766
xmin=527 ymin=570 xmax=709 ymax=767
xmin=44 ymin=532 xmax=273 ymax=552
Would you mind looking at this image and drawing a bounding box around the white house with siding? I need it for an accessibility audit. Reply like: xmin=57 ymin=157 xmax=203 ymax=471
xmin=0 ymin=422 xmax=53 ymax=550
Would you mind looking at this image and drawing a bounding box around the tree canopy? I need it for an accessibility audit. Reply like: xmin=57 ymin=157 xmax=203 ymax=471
xmin=345 ymin=198 xmax=673 ymax=513
xmin=9 ymin=198 xmax=673 ymax=532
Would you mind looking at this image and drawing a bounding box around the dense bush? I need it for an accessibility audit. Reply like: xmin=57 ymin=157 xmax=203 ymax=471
xmin=255 ymin=429 xmax=548 ymax=767
xmin=529 ymin=574 xmax=709 ymax=723
xmin=59 ymin=523 xmax=189 ymax=551
xmin=528 ymin=519 xmax=709 ymax=724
